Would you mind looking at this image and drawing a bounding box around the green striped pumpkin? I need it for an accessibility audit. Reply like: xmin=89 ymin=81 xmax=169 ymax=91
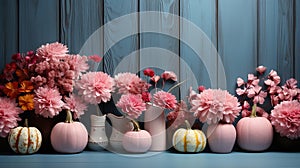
xmin=8 ymin=119 xmax=42 ymax=154
xmin=172 ymin=120 xmax=206 ymax=153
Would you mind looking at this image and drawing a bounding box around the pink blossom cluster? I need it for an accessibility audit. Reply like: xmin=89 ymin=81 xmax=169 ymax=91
xmin=270 ymin=100 xmax=300 ymax=140
xmin=32 ymin=42 xmax=104 ymax=119
xmin=189 ymin=88 xmax=241 ymax=125
xmin=114 ymin=69 xmax=179 ymax=119
xmin=0 ymin=97 xmax=23 ymax=137
xmin=236 ymin=66 xmax=300 ymax=118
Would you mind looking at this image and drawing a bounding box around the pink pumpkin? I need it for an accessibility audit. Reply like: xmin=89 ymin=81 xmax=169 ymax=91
xmin=237 ymin=117 xmax=273 ymax=151
xmin=122 ymin=120 xmax=152 ymax=153
xmin=50 ymin=110 xmax=88 ymax=153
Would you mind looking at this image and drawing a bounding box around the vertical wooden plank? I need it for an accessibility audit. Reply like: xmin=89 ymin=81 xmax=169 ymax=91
xmin=61 ymin=0 xmax=103 ymax=54
xmin=139 ymin=0 xmax=180 ymax=93
xmin=296 ymin=0 xmax=300 ymax=81
xmin=258 ymin=0 xmax=278 ymax=71
xmin=0 ymin=0 xmax=18 ymax=70
xmin=218 ymin=0 xmax=257 ymax=93
xmin=0 ymin=0 xmax=18 ymax=153
xmin=103 ymin=0 xmax=139 ymax=116
xmin=19 ymin=0 xmax=59 ymax=52
xmin=61 ymin=0 xmax=104 ymax=133
xmin=103 ymin=0 xmax=139 ymax=75
xmin=180 ymin=0 xmax=217 ymax=98
xmin=277 ymin=0 xmax=294 ymax=81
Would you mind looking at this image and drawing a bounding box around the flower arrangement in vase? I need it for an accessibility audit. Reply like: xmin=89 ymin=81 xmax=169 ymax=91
xmin=0 ymin=42 xmax=113 ymax=153
xmin=189 ymin=87 xmax=242 ymax=153
xmin=113 ymin=68 xmax=181 ymax=151
xmin=236 ymin=65 xmax=300 ymax=151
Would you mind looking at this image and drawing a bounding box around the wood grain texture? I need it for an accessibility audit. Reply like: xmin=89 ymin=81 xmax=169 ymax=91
xmin=277 ymin=0 xmax=294 ymax=81
xmin=0 ymin=0 xmax=18 ymax=70
xmin=139 ymin=0 xmax=180 ymax=97
xmin=103 ymin=0 xmax=139 ymax=75
xmin=218 ymin=0 xmax=258 ymax=94
xmin=294 ymin=0 xmax=299 ymax=81
xmin=60 ymin=0 xmax=103 ymax=54
xmin=180 ymin=0 xmax=217 ymax=99
xmin=19 ymin=0 xmax=59 ymax=52
xmin=258 ymin=0 xmax=279 ymax=71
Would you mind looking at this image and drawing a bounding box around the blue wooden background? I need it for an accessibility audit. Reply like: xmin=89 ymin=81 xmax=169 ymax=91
xmin=0 ymin=0 xmax=299 ymax=96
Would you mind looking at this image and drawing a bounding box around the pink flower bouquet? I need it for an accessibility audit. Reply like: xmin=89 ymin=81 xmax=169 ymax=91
xmin=236 ymin=65 xmax=300 ymax=140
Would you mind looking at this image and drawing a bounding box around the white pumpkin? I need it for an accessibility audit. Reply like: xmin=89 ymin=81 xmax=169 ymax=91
xmin=172 ymin=120 xmax=206 ymax=152
xmin=8 ymin=119 xmax=42 ymax=154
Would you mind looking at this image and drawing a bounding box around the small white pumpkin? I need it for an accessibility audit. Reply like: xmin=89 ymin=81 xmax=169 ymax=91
xmin=172 ymin=120 xmax=206 ymax=153
xmin=8 ymin=119 xmax=42 ymax=154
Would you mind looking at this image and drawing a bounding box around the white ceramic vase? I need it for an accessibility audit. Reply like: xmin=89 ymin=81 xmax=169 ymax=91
xmin=88 ymin=114 xmax=108 ymax=151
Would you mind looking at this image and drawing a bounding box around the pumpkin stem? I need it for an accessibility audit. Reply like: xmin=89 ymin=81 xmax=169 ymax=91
xmin=131 ymin=120 xmax=140 ymax=131
xmin=65 ymin=110 xmax=74 ymax=123
xmin=184 ymin=120 xmax=191 ymax=129
xmin=250 ymin=104 xmax=257 ymax=118
xmin=24 ymin=118 xmax=28 ymax=127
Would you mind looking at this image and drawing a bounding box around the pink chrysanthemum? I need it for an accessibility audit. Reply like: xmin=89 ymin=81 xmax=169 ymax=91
xmin=64 ymin=94 xmax=88 ymax=119
xmin=190 ymin=89 xmax=241 ymax=125
xmin=153 ymin=90 xmax=177 ymax=110
xmin=37 ymin=42 xmax=68 ymax=60
xmin=270 ymin=100 xmax=300 ymax=140
xmin=114 ymin=72 xmax=149 ymax=94
xmin=0 ymin=97 xmax=23 ymax=137
xmin=34 ymin=87 xmax=65 ymax=118
xmin=116 ymin=94 xmax=146 ymax=119
xmin=256 ymin=65 xmax=266 ymax=74
xmin=77 ymin=72 xmax=114 ymax=104
xmin=67 ymin=54 xmax=89 ymax=78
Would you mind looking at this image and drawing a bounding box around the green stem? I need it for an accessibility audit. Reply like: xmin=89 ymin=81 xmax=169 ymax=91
xmin=167 ymin=80 xmax=186 ymax=93
xmin=65 ymin=110 xmax=74 ymax=123
xmin=131 ymin=120 xmax=140 ymax=131
xmin=250 ymin=104 xmax=257 ymax=118
xmin=184 ymin=120 xmax=191 ymax=130
xmin=24 ymin=118 xmax=28 ymax=127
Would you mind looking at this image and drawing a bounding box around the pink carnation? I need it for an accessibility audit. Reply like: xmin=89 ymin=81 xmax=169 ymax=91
xmin=256 ymin=65 xmax=266 ymax=74
xmin=270 ymin=100 xmax=300 ymax=140
xmin=0 ymin=97 xmax=23 ymax=137
xmin=190 ymin=89 xmax=241 ymax=125
xmin=265 ymin=70 xmax=281 ymax=86
xmin=116 ymin=94 xmax=146 ymax=119
xmin=114 ymin=72 xmax=149 ymax=94
xmin=34 ymin=87 xmax=65 ymax=118
xmin=77 ymin=72 xmax=114 ymax=104
xmin=143 ymin=68 xmax=155 ymax=77
xmin=161 ymin=71 xmax=177 ymax=81
xmin=64 ymin=94 xmax=88 ymax=119
xmin=153 ymin=90 xmax=177 ymax=109
xmin=37 ymin=42 xmax=68 ymax=60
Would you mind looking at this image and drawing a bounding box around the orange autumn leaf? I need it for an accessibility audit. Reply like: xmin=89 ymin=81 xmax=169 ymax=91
xmin=18 ymin=94 xmax=35 ymax=111
xmin=3 ymin=82 xmax=19 ymax=98
xmin=16 ymin=69 xmax=29 ymax=81
xmin=19 ymin=80 xmax=34 ymax=93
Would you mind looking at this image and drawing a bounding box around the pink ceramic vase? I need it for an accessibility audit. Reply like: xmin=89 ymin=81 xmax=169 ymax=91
xmin=236 ymin=117 xmax=273 ymax=151
xmin=207 ymin=123 xmax=236 ymax=153
xmin=144 ymin=105 xmax=166 ymax=151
